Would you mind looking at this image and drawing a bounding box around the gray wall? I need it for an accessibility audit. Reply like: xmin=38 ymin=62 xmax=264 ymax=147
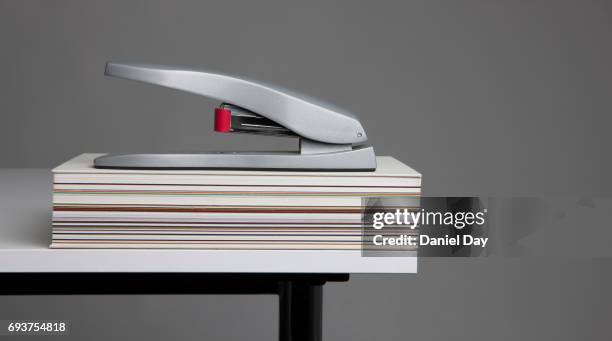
xmin=1 ymin=1 xmax=611 ymax=340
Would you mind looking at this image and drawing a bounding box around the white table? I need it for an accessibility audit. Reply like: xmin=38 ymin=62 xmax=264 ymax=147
xmin=0 ymin=169 xmax=417 ymax=273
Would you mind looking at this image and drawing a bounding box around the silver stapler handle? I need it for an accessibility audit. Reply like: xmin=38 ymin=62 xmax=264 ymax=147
xmin=105 ymin=62 xmax=368 ymax=145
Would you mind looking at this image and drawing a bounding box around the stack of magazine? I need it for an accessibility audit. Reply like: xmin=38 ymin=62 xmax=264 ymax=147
xmin=51 ymin=154 xmax=421 ymax=249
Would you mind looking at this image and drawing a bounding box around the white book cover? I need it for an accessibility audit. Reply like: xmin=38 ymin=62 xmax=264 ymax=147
xmin=52 ymin=154 xmax=422 ymax=188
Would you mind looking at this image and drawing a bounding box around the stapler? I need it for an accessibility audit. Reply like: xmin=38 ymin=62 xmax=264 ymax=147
xmin=94 ymin=62 xmax=377 ymax=171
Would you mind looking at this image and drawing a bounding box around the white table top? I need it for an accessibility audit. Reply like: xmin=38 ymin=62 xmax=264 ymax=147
xmin=0 ymin=169 xmax=417 ymax=274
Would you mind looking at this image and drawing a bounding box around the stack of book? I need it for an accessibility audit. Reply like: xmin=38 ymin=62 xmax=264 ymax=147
xmin=51 ymin=154 xmax=421 ymax=249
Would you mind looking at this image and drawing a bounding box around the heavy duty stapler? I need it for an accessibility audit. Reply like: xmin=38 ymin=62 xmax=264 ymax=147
xmin=94 ymin=62 xmax=377 ymax=171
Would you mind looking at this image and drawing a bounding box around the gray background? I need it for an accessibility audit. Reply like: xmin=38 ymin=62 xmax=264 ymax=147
xmin=1 ymin=0 xmax=611 ymax=340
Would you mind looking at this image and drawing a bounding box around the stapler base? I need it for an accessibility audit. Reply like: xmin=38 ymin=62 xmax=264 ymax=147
xmin=94 ymin=146 xmax=376 ymax=171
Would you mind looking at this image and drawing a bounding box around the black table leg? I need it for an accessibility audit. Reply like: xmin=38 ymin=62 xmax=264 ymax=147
xmin=278 ymin=280 xmax=323 ymax=341
xmin=0 ymin=273 xmax=348 ymax=341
